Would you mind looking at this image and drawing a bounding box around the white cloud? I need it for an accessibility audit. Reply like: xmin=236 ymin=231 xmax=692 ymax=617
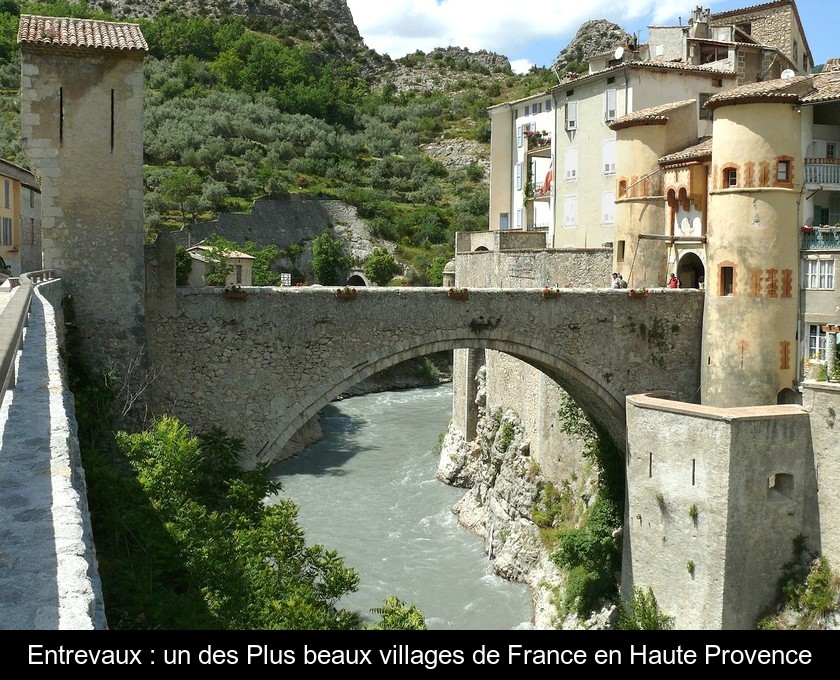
xmin=347 ymin=0 xmax=712 ymax=65
xmin=509 ymin=58 xmax=534 ymax=75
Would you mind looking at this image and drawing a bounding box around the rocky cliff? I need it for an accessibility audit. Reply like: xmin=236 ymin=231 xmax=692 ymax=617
xmin=552 ymin=19 xmax=629 ymax=71
xmin=85 ymin=0 xmax=372 ymax=61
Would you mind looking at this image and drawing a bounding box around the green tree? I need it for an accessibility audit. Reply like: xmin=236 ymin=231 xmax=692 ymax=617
xmin=115 ymin=417 xmax=361 ymax=629
xmin=160 ymin=167 xmax=203 ymax=225
xmin=365 ymin=595 xmax=427 ymax=630
xmin=175 ymin=245 xmax=192 ymax=286
xmin=203 ymin=234 xmax=237 ymax=286
xmin=425 ymin=255 xmax=449 ymax=286
xmin=363 ymin=248 xmax=401 ymax=285
xmin=310 ymin=229 xmax=351 ymax=286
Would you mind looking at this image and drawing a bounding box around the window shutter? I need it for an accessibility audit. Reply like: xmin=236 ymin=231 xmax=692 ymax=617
xmin=566 ymin=101 xmax=577 ymax=130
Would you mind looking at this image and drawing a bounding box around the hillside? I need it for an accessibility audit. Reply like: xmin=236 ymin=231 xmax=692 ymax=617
xmin=0 ymin=1 xmax=588 ymax=283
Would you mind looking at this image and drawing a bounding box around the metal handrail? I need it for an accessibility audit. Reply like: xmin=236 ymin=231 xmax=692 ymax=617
xmin=0 ymin=269 xmax=55 ymax=403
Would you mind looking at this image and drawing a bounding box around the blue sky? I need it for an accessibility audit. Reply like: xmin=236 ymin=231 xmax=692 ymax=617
xmin=347 ymin=0 xmax=834 ymax=73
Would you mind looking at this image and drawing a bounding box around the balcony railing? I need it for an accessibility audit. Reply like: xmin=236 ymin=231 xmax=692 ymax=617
xmin=801 ymin=226 xmax=840 ymax=250
xmin=805 ymin=158 xmax=840 ymax=185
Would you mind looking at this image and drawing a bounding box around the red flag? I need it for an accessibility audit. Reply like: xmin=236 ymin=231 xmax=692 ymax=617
xmin=541 ymin=163 xmax=553 ymax=196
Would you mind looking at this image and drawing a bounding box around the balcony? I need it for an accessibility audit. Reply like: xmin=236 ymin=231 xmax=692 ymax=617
xmin=525 ymin=131 xmax=552 ymax=158
xmin=805 ymin=158 xmax=840 ymax=186
xmin=801 ymin=226 xmax=840 ymax=250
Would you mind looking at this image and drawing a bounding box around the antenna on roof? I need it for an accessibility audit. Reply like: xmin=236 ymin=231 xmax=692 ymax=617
xmin=781 ymin=69 xmax=796 ymax=79
xmin=551 ymin=65 xmax=562 ymax=84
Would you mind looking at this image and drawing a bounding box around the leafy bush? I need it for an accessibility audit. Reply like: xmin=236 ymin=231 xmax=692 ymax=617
xmin=365 ymin=595 xmax=426 ymax=630
xmin=311 ymin=228 xmax=351 ymax=285
xmin=363 ymin=248 xmax=401 ymax=285
xmin=617 ymin=587 xmax=675 ymax=630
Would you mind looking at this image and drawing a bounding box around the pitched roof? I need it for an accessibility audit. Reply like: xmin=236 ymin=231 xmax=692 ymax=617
xmin=609 ymin=99 xmax=695 ymax=130
xmin=554 ymin=60 xmax=735 ymax=90
xmin=704 ymin=75 xmax=812 ymax=110
xmin=0 ymin=159 xmax=39 ymax=191
xmin=659 ymin=137 xmax=713 ymax=165
xmin=188 ymin=245 xmax=255 ymax=261
xmin=17 ymin=15 xmax=147 ymax=52
xmin=802 ymin=71 xmax=840 ymax=104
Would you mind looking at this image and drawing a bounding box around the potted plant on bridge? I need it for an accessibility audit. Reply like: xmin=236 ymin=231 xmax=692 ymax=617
xmin=335 ymin=285 xmax=357 ymax=300
xmin=541 ymin=287 xmax=562 ymax=299
xmin=223 ymin=285 xmax=247 ymax=300
xmin=448 ymin=287 xmax=470 ymax=301
xmin=628 ymin=288 xmax=650 ymax=299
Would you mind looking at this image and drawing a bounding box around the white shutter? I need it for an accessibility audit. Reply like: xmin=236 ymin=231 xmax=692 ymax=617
xmin=515 ymin=163 xmax=523 ymax=190
xmin=564 ymin=195 xmax=577 ymax=227
xmin=565 ymin=147 xmax=578 ymax=180
xmin=517 ymin=125 xmax=523 ymax=148
xmin=566 ymin=101 xmax=578 ymax=130
xmin=605 ymin=89 xmax=617 ymax=121
xmin=602 ymin=191 xmax=616 ymax=224
xmin=603 ymin=138 xmax=616 ymax=174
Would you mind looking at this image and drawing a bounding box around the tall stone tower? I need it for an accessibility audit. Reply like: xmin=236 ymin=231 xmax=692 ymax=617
xmin=18 ymin=15 xmax=147 ymax=367
xmin=610 ymin=100 xmax=699 ymax=288
xmin=701 ymin=79 xmax=810 ymax=407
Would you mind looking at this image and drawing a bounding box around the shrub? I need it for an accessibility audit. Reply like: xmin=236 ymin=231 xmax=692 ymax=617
xmin=617 ymin=587 xmax=675 ymax=630
xmin=363 ymin=248 xmax=401 ymax=285
xmin=310 ymin=229 xmax=351 ymax=286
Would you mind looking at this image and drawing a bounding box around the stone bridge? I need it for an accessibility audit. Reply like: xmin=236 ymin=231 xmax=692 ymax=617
xmin=148 ymin=287 xmax=704 ymax=467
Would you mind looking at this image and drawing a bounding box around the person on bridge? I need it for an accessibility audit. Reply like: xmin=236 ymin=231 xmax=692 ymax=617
xmin=667 ymin=273 xmax=680 ymax=289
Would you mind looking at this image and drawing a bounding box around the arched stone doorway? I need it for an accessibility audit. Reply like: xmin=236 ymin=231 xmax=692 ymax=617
xmin=346 ymin=273 xmax=368 ymax=287
xmin=677 ymin=252 xmax=705 ymax=289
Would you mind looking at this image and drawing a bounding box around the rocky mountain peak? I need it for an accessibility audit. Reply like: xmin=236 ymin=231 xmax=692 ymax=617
xmin=552 ymin=19 xmax=629 ymax=71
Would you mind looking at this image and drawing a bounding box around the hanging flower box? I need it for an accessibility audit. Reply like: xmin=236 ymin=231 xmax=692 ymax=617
xmin=628 ymin=288 xmax=650 ymax=299
xmin=223 ymin=286 xmax=247 ymax=300
xmin=541 ymin=287 xmax=562 ymax=299
xmin=448 ymin=287 xmax=470 ymax=301
xmin=335 ymin=286 xmax=357 ymax=300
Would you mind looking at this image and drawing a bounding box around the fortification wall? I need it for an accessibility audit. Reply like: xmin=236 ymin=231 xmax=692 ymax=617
xmin=802 ymin=382 xmax=840 ymax=567
xmin=625 ymin=394 xmax=817 ymax=629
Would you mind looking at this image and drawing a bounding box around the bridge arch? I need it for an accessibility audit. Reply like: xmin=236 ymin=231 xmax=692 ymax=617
xmin=257 ymin=330 xmax=626 ymax=465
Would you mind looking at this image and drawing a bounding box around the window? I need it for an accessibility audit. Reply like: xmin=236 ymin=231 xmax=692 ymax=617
xmin=602 ymin=191 xmax=615 ymax=225
xmin=515 ymin=163 xmax=523 ymax=190
xmin=545 ymin=99 xmax=552 ymax=112
xmin=721 ymin=265 xmax=734 ymax=296
xmin=699 ymin=93 xmax=713 ymax=120
xmin=564 ymin=195 xmax=577 ymax=228
xmin=3 ymin=180 xmax=8 ymax=209
xmin=617 ymin=240 xmax=626 ymax=263
xmin=827 ymin=143 xmax=836 ymax=159
xmin=777 ymin=160 xmax=790 ymax=183
xmin=524 ymin=105 xmax=530 ymax=116
xmin=533 ymin=102 xmax=542 ymax=114
xmin=564 ymin=147 xmax=578 ymax=181
xmin=607 ymin=77 xmax=615 ymax=84
xmin=602 ymin=139 xmax=616 ymax=174
xmin=517 ymin=125 xmax=523 ymax=148
xmin=737 ymin=22 xmax=751 ymax=35
xmin=793 ymin=40 xmax=798 ymax=62
xmin=516 ymin=208 xmax=522 ymax=229
xmin=810 ymin=324 xmax=828 ymax=360
xmin=1 ymin=217 xmax=11 ymax=246
xmin=726 ymin=168 xmax=737 ymax=187
xmin=565 ymin=101 xmax=578 ymax=130
xmin=604 ymin=89 xmax=617 ymax=121
xmin=500 ymin=212 xmax=509 ymax=230
xmin=235 ymin=264 xmax=243 ymax=284
xmin=803 ymin=258 xmax=835 ymax=289
xmin=769 ymin=473 xmax=794 ymax=499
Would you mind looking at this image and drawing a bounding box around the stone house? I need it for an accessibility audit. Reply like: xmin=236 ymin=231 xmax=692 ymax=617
xmin=186 ymin=244 xmax=254 ymax=287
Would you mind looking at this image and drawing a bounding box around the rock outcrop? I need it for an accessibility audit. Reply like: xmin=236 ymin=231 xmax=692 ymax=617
xmin=552 ymin=19 xmax=629 ymax=71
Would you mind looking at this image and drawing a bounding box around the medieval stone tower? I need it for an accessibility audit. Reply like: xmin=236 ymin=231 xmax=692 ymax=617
xmin=18 ymin=15 xmax=147 ymax=366
xmin=701 ymin=79 xmax=811 ymax=407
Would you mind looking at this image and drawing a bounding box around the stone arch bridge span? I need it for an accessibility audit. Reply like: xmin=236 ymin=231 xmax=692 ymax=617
xmin=147 ymin=288 xmax=704 ymax=467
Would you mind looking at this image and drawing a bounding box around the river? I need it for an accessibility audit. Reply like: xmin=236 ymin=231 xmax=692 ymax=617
xmin=269 ymin=384 xmax=534 ymax=630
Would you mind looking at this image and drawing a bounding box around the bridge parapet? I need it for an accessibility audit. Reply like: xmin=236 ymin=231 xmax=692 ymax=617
xmin=148 ymin=286 xmax=704 ymax=467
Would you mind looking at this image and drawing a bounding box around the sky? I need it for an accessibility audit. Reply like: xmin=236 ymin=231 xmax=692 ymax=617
xmin=346 ymin=0 xmax=835 ymax=74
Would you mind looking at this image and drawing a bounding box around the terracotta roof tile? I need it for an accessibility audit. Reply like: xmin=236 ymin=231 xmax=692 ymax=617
xmin=823 ymin=58 xmax=840 ymax=73
xmin=18 ymin=15 xmax=147 ymax=52
xmin=802 ymin=71 xmax=840 ymax=104
xmin=659 ymin=137 xmax=713 ymax=165
xmin=556 ymin=60 xmax=735 ymax=88
xmin=704 ymin=76 xmax=812 ymax=110
xmin=609 ymin=99 xmax=695 ymax=130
